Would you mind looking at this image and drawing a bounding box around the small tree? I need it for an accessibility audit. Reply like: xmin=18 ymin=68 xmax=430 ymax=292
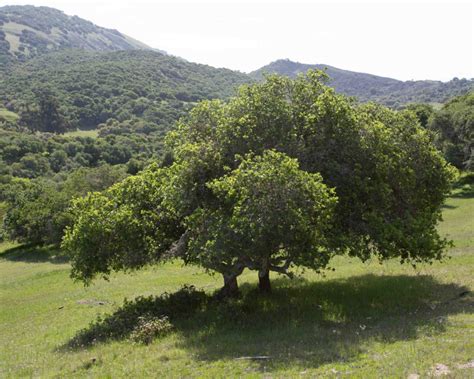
xmin=405 ymin=103 xmax=434 ymax=128
xmin=19 ymin=88 xmax=71 ymax=134
xmin=428 ymin=92 xmax=473 ymax=170
xmin=186 ymin=150 xmax=336 ymax=295
xmin=3 ymin=165 xmax=127 ymax=246
xmin=63 ymin=71 xmax=455 ymax=296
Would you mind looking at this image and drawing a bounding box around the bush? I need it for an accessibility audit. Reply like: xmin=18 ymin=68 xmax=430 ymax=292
xmin=2 ymin=165 xmax=127 ymax=245
xmin=68 ymin=285 xmax=207 ymax=347
xmin=129 ymin=315 xmax=173 ymax=344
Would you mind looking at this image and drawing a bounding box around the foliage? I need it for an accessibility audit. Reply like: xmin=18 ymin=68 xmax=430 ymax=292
xmin=1 ymin=164 xmax=127 ymax=245
xmin=130 ymin=315 xmax=173 ymax=344
xmin=18 ymin=88 xmax=72 ymax=133
xmin=428 ymin=92 xmax=473 ymax=169
xmin=404 ymin=103 xmax=435 ymax=127
xmin=0 ymin=49 xmax=251 ymax=131
xmin=2 ymin=178 xmax=69 ymax=244
xmin=2 ymin=48 xmax=470 ymax=139
xmin=0 ymin=125 xmax=164 ymax=179
xmin=63 ymin=164 xmax=184 ymax=283
xmin=185 ymin=150 xmax=337 ymax=292
xmin=0 ymin=113 xmax=170 ymax=247
xmin=63 ymin=71 xmax=455 ymax=294
xmin=68 ymin=285 xmax=206 ymax=347
xmin=0 ymin=107 xmax=19 ymax=129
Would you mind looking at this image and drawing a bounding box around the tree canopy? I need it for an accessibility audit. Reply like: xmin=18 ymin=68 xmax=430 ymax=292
xmin=19 ymin=88 xmax=71 ymax=133
xmin=2 ymin=164 xmax=127 ymax=245
xmin=0 ymin=50 xmax=250 ymax=131
xmin=428 ymin=92 xmax=473 ymax=170
xmin=62 ymin=71 xmax=455 ymax=296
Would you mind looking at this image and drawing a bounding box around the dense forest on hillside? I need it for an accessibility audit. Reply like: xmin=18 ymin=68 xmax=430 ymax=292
xmin=252 ymin=59 xmax=473 ymax=107
xmin=1 ymin=5 xmax=472 ymax=109
xmin=428 ymin=92 xmax=473 ymax=169
xmin=0 ymin=50 xmax=251 ymax=131
xmin=2 ymin=50 xmax=471 ymax=138
xmin=0 ymin=47 xmax=247 ymax=243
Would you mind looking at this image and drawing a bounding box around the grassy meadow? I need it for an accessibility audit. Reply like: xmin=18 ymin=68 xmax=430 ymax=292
xmin=63 ymin=129 xmax=99 ymax=138
xmin=0 ymin=108 xmax=19 ymax=123
xmin=0 ymin=179 xmax=473 ymax=378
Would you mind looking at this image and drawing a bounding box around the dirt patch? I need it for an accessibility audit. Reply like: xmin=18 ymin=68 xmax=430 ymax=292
xmin=432 ymin=363 xmax=450 ymax=377
xmin=457 ymin=360 xmax=474 ymax=369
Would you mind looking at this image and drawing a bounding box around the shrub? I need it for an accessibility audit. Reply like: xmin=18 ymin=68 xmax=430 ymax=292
xmin=68 ymin=285 xmax=207 ymax=347
xmin=130 ymin=315 xmax=173 ymax=344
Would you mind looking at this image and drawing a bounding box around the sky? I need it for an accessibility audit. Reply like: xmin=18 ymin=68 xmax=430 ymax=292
xmin=3 ymin=0 xmax=473 ymax=81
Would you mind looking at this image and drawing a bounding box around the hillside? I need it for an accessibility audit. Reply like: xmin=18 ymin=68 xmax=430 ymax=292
xmin=0 ymin=177 xmax=473 ymax=377
xmin=0 ymin=49 xmax=251 ymax=130
xmin=0 ymin=5 xmax=152 ymax=67
xmin=251 ymin=59 xmax=474 ymax=107
xmin=0 ymin=4 xmax=471 ymax=130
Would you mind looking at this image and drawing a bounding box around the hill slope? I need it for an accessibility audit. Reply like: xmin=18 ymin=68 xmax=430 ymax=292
xmin=251 ymin=59 xmax=474 ymax=107
xmin=0 ymin=5 xmax=471 ymax=119
xmin=0 ymin=5 xmax=152 ymax=66
xmin=0 ymin=49 xmax=251 ymax=130
xmin=0 ymin=178 xmax=473 ymax=377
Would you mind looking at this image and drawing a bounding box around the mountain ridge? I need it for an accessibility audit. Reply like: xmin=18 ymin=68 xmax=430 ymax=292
xmin=0 ymin=5 xmax=156 ymax=65
xmin=250 ymin=59 xmax=473 ymax=106
xmin=0 ymin=5 xmax=472 ymax=110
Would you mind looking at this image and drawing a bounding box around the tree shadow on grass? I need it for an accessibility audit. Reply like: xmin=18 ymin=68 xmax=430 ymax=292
xmin=442 ymin=203 xmax=457 ymax=209
xmin=0 ymin=244 xmax=68 ymax=264
xmin=450 ymin=187 xmax=474 ymax=199
xmin=61 ymin=274 xmax=472 ymax=370
xmin=450 ymin=173 xmax=474 ymax=199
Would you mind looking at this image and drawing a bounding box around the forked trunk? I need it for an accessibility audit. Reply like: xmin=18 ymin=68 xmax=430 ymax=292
xmin=217 ymin=274 xmax=240 ymax=299
xmin=258 ymin=269 xmax=271 ymax=293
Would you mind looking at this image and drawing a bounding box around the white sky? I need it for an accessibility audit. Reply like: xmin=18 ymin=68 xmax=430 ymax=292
xmin=3 ymin=0 xmax=473 ymax=81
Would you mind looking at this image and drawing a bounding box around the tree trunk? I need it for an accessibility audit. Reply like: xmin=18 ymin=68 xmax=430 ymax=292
xmin=216 ymin=274 xmax=240 ymax=299
xmin=258 ymin=269 xmax=271 ymax=294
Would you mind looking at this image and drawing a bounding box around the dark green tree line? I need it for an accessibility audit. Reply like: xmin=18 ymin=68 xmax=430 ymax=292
xmin=428 ymin=92 xmax=473 ymax=170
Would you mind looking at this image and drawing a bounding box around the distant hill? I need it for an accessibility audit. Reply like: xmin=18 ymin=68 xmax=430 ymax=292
xmin=0 ymin=4 xmax=471 ymax=129
xmin=0 ymin=49 xmax=251 ymax=130
xmin=251 ymin=59 xmax=473 ymax=107
xmin=0 ymin=5 xmax=154 ymax=66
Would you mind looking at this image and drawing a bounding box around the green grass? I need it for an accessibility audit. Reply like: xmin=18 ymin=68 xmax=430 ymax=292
xmin=63 ymin=129 xmax=99 ymax=138
xmin=1 ymin=181 xmax=473 ymax=378
xmin=0 ymin=108 xmax=19 ymax=123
